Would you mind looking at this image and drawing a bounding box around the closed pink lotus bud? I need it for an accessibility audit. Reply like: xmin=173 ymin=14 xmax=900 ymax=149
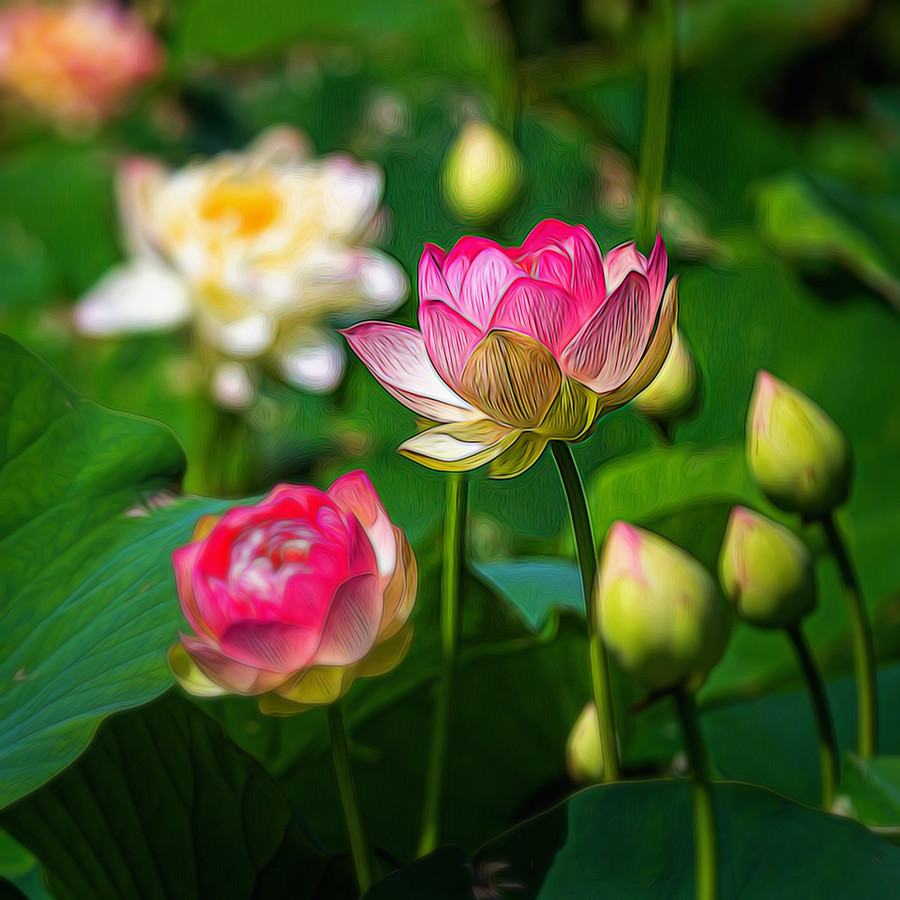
xmin=168 ymin=473 xmax=417 ymax=715
xmin=0 ymin=2 xmax=162 ymax=128
xmin=344 ymin=220 xmax=676 ymax=478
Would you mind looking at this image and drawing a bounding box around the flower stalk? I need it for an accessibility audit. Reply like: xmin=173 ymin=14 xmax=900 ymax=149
xmin=786 ymin=623 xmax=839 ymax=808
xmin=551 ymin=441 xmax=620 ymax=781
xmin=637 ymin=0 xmax=676 ymax=253
xmin=418 ymin=473 xmax=468 ymax=855
xmin=818 ymin=511 xmax=878 ymax=758
xmin=328 ymin=704 xmax=373 ymax=896
xmin=673 ymin=688 xmax=718 ymax=900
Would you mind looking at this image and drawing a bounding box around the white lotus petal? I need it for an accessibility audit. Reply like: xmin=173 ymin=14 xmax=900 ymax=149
xmin=74 ymin=260 xmax=191 ymax=336
xmin=278 ymin=332 xmax=346 ymax=393
xmin=211 ymin=361 xmax=256 ymax=409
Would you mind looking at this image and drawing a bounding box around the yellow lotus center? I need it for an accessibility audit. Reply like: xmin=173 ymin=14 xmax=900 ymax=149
xmin=200 ymin=180 xmax=282 ymax=237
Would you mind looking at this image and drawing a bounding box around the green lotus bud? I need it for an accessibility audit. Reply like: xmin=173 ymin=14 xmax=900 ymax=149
xmin=566 ymin=702 xmax=604 ymax=784
xmin=598 ymin=522 xmax=731 ymax=692
xmin=747 ymin=371 xmax=851 ymax=516
xmin=719 ymin=507 xmax=816 ymax=629
xmin=442 ymin=120 xmax=521 ymax=222
xmin=631 ymin=328 xmax=699 ymax=424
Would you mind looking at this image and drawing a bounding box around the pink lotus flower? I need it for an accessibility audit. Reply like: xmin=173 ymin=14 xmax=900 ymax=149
xmin=168 ymin=473 xmax=417 ymax=715
xmin=0 ymin=1 xmax=162 ymax=128
xmin=344 ymin=220 xmax=677 ymax=477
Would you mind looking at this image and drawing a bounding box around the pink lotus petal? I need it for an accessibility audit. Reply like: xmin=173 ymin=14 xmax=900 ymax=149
xmin=419 ymin=299 xmax=484 ymax=389
xmin=646 ymin=233 xmax=667 ymax=301
xmin=342 ymin=322 xmax=479 ymax=423
xmin=329 ymin=471 xmax=398 ymax=580
xmin=442 ymin=236 xmax=506 ymax=295
xmin=489 ymin=278 xmax=580 ymax=355
xmin=172 ymin=541 xmax=212 ymax=639
xmin=220 ymin=620 xmax=319 ymax=673
xmin=180 ymin=634 xmax=287 ymax=694
xmin=515 ymin=218 xmax=586 ymax=256
xmin=457 ymin=247 xmax=524 ymax=328
xmin=561 ymin=271 xmax=656 ymax=392
xmin=313 ymin=573 xmax=382 ymax=666
xmin=344 ymin=512 xmax=379 ymax=579
xmin=603 ymin=240 xmax=646 ymax=293
xmin=418 ymin=243 xmax=455 ymax=307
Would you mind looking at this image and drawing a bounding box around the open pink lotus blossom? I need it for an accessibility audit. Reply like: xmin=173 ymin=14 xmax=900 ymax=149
xmin=168 ymin=473 xmax=417 ymax=715
xmin=344 ymin=220 xmax=677 ymax=477
xmin=0 ymin=2 xmax=162 ymax=128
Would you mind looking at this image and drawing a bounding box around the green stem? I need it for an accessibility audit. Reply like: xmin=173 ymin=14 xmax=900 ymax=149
xmin=417 ymin=473 xmax=468 ymax=856
xmin=786 ymin=623 xmax=839 ymax=808
xmin=819 ymin=511 xmax=878 ymax=757
xmin=327 ymin=704 xmax=372 ymax=896
xmin=550 ymin=441 xmax=620 ymax=781
xmin=636 ymin=0 xmax=676 ymax=253
xmin=673 ymin=688 xmax=717 ymax=900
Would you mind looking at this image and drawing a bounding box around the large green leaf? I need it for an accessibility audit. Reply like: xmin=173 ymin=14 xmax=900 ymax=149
xmin=0 ymin=695 xmax=346 ymax=900
xmin=366 ymin=781 xmax=900 ymax=898
xmin=839 ymin=754 xmax=900 ymax=834
xmin=0 ymin=335 xmax=227 ymax=809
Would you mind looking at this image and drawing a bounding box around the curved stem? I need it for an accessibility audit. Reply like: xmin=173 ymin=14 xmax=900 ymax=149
xmin=551 ymin=441 xmax=620 ymax=781
xmin=786 ymin=623 xmax=839 ymax=808
xmin=637 ymin=0 xmax=676 ymax=253
xmin=818 ymin=512 xmax=878 ymax=757
xmin=418 ymin=473 xmax=468 ymax=856
xmin=327 ymin=704 xmax=372 ymax=896
xmin=673 ymin=688 xmax=717 ymax=900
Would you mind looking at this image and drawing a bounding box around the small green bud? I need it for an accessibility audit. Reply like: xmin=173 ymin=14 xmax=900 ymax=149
xmin=598 ymin=522 xmax=731 ymax=692
xmin=566 ymin=702 xmax=604 ymax=784
xmin=747 ymin=371 xmax=851 ymax=516
xmin=631 ymin=328 xmax=700 ymax=424
xmin=442 ymin=120 xmax=521 ymax=222
xmin=719 ymin=507 xmax=816 ymax=629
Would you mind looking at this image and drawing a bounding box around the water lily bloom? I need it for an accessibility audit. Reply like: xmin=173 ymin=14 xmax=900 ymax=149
xmin=747 ymin=371 xmax=851 ymax=515
xmin=344 ymin=220 xmax=676 ymax=477
xmin=168 ymin=473 xmax=417 ymax=715
xmin=75 ymin=126 xmax=408 ymax=403
xmin=0 ymin=1 xmax=162 ymax=128
xmin=598 ymin=522 xmax=731 ymax=692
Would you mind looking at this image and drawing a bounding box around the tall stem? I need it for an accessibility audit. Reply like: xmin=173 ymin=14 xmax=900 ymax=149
xmin=418 ymin=473 xmax=468 ymax=856
xmin=551 ymin=441 xmax=620 ymax=781
xmin=786 ymin=623 xmax=839 ymax=808
xmin=818 ymin=512 xmax=878 ymax=757
xmin=636 ymin=0 xmax=676 ymax=252
xmin=673 ymin=688 xmax=717 ymax=900
xmin=327 ymin=704 xmax=372 ymax=896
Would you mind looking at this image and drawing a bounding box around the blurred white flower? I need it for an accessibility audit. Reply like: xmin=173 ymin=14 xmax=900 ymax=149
xmin=75 ymin=126 xmax=408 ymax=399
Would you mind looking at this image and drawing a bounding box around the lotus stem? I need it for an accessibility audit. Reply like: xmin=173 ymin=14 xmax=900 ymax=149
xmin=551 ymin=441 xmax=620 ymax=781
xmin=418 ymin=472 xmax=468 ymax=856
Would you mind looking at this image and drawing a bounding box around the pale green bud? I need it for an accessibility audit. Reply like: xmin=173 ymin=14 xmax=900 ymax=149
xmin=442 ymin=121 xmax=521 ymax=222
xmin=719 ymin=507 xmax=816 ymax=629
xmin=598 ymin=522 xmax=731 ymax=692
xmin=631 ymin=328 xmax=699 ymax=424
xmin=747 ymin=371 xmax=851 ymax=516
xmin=566 ymin=702 xmax=604 ymax=784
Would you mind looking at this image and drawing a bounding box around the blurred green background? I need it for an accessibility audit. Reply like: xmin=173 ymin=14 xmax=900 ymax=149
xmin=1 ymin=0 xmax=900 ymax=895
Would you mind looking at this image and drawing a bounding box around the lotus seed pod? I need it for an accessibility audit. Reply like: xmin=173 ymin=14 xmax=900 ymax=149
xmin=719 ymin=507 xmax=817 ymax=629
xmin=747 ymin=371 xmax=851 ymax=516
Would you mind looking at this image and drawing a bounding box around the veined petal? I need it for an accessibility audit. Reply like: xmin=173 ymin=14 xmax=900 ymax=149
xmin=599 ymin=275 xmax=678 ymax=409
xmin=168 ymin=643 xmax=230 ymax=698
xmin=274 ymin=665 xmax=353 ymax=706
xmin=489 ymin=277 xmax=580 ymax=355
xmin=560 ymin=271 xmax=656 ymax=393
xmin=646 ymin=232 xmax=667 ymax=301
xmin=355 ymin=625 xmax=413 ymax=677
xmin=399 ymin=419 xmax=519 ymax=472
xmin=603 ymin=240 xmax=645 ymax=293
xmin=313 ymin=573 xmax=382 ymax=666
xmin=377 ymin=527 xmax=417 ymax=639
xmin=442 ymin=236 xmax=505 ymax=295
xmin=488 ymin=432 xmax=549 ymax=479
xmin=418 ymin=243 xmax=454 ymax=306
xmin=74 ymin=260 xmax=191 ymax=336
xmin=342 ymin=322 xmax=479 ymax=423
xmin=458 ymin=247 xmax=523 ymax=328
xmin=219 ymin=620 xmax=319 ymax=673
xmin=178 ymin=634 xmax=288 ymax=695
xmin=535 ymin=377 xmax=600 ymax=442
xmin=419 ymin=299 xmax=483 ymax=389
